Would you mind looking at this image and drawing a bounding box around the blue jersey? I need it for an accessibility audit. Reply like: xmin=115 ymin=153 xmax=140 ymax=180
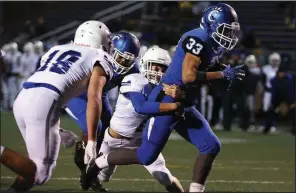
xmin=161 ymin=28 xmax=222 ymax=105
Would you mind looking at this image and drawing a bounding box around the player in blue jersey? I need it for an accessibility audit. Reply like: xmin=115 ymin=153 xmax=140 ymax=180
xmin=88 ymin=3 xmax=245 ymax=192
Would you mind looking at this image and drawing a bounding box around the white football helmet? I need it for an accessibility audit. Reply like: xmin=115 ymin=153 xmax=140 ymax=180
xmin=74 ymin=20 xmax=112 ymax=52
xmin=10 ymin=42 xmax=18 ymax=53
xmin=23 ymin=42 xmax=34 ymax=53
xmin=268 ymin=52 xmax=281 ymax=67
xmin=244 ymin=55 xmax=257 ymax=68
xmin=1 ymin=44 xmax=10 ymax=52
xmin=141 ymin=47 xmax=171 ymax=85
xmin=34 ymin=41 xmax=44 ymax=54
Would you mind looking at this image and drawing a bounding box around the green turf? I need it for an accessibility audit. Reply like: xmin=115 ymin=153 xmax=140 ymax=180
xmin=1 ymin=112 xmax=295 ymax=192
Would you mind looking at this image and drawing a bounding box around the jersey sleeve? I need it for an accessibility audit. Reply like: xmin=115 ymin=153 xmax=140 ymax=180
xmin=120 ymin=74 xmax=148 ymax=94
xmin=181 ymin=36 xmax=206 ymax=57
xmin=91 ymin=49 xmax=114 ymax=81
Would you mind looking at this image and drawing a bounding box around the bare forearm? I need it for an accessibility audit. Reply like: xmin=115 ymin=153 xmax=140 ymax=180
xmin=86 ymin=98 xmax=102 ymax=141
xmin=206 ymin=71 xmax=224 ymax=80
xmin=159 ymin=103 xmax=177 ymax=113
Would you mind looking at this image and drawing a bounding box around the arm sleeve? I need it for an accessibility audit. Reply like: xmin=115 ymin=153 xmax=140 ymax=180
xmin=124 ymin=92 xmax=161 ymax=115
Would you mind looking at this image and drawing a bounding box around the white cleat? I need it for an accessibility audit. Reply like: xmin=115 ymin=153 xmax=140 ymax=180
xmin=59 ymin=128 xmax=79 ymax=148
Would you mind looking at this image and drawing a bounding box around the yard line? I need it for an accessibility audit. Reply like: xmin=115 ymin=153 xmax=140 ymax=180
xmin=1 ymin=176 xmax=292 ymax=184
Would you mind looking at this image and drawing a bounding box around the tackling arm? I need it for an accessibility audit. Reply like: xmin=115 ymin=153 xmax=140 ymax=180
xmin=126 ymin=92 xmax=179 ymax=115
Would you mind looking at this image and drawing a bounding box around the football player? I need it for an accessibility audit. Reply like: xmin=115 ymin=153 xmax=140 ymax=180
xmin=261 ymin=52 xmax=281 ymax=133
xmin=19 ymin=42 xmax=39 ymax=87
xmin=0 ymin=20 xmax=115 ymax=192
xmin=89 ymin=3 xmax=245 ymax=192
xmin=92 ymin=47 xmax=184 ymax=192
xmin=61 ymin=31 xmax=142 ymax=188
xmin=6 ymin=42 xmax=22 ymax=109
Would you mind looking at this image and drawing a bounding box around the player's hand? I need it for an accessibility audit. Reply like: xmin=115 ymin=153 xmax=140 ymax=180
xmin=84 ymin=140 xmax=97 ymax=165
xmin=162 ymin=83 xmax=185 ymax=100
xmin=222 ymin=64 xmax=245 ymax=81
xmin=291 ymin=103 xmax=296 ymax=109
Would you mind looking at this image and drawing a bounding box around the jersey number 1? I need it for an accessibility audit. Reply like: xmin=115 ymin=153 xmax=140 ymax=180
xmin=37 ymin=50 xmax=81 ymax=74
xmin=186 ymin=38 xmax=203 ymax=55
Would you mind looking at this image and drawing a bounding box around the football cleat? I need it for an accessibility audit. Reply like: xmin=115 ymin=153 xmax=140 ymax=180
xmin=81 ymin=158 xmax=100 ymax=190
xmin=74 ymin=141 xmax=88 ymax=190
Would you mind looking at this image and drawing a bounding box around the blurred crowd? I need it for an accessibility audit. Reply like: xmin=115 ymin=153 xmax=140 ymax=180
xmin=0 ymin=41 xmax=44 ymax=111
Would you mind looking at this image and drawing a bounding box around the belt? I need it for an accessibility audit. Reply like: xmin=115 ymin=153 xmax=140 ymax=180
xmin=108 ymin=127 xmax=133 ymax=140
xmin=23 ymin=82 xmax=61 ymax=95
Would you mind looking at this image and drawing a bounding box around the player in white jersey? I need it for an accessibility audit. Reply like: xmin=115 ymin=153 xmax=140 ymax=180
xmin=91 ymin=47 xmax=184 ymax=192
xmin=261 ymin=52 xmax=281 ymax=133
xmin=0 ymin=20 xmax=115 ymax=192
xmin=7 ymin=42 xmax=22 ymax=109
xmin=19 ymin=42 xmax=39 ymax=87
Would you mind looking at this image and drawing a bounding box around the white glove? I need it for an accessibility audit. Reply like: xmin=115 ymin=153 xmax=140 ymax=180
xmin=84 ymin=140 xmax=97 ymax=165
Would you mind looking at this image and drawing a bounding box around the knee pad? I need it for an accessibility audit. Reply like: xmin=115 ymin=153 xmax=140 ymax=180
xmin=137 ymin=142 xmax=160 ymax=166
xmin=33 ymin=159 xmax=56 ymax=186
xmin=199 ymin=136 xmax=221 ymax=155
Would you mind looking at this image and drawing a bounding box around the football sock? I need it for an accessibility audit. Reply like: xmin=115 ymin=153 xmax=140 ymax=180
xmin=96 ymin=153 xmax=109 ymax=169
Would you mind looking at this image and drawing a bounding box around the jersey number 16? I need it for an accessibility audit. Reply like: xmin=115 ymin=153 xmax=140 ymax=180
xmin=37 ymin=50 xmax=81 ymax=74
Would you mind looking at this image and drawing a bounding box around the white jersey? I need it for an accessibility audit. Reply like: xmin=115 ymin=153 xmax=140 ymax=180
xmin=8 ymin=51 xmax=22 ymax=74
xmin=26 ymin=44 xmax=114 ymax=105
xmin=19 ymin=52 xmax=39 ymax=77
xmin=262 ymin=64 xmax=278 ymax=89
xmin=110 ymin=73 xmax=148 ymax=138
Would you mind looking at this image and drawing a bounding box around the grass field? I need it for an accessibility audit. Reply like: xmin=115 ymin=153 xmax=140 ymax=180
xmin=1 ymin=112 xmax=295 ymax=192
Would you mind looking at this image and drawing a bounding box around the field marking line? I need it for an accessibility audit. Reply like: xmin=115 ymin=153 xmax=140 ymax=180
xmin=1 ymin=176 xmax=293 ymax=184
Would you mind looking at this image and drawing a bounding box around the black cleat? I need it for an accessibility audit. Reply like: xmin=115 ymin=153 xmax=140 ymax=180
xmin=74 ymin=141 xmax=88 ymax=190
xmin=80 ymin=158 xmax=100 ymax=190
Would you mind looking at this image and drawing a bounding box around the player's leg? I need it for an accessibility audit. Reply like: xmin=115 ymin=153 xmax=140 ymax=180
xmin=9 ymin=88 xmax=61 ymax=192
xmin=144 ymin=153 xmax=184 ymax=192
xmin=64 ymin=96 xmax=89 ymax=142
xmin=0 ymin=146 xmax=36 ymax=186
xmin=175 ymin=107 xmax=221 ymax=192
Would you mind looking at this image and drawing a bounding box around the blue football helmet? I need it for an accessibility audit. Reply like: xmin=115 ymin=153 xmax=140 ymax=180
xmin=111 ymin=31 xmax=140 ymax=74
xmin=200 ymin=3 xmax=240 ymax=50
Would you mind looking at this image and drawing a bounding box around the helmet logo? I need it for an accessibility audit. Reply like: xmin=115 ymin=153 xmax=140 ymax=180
xmin=112 ymin=35 xmax=121 ymax=41
xmin=208 ymin=7 xmax=222 ymax=22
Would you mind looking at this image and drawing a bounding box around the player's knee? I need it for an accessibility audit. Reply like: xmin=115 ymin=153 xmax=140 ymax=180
xmin=199 ymin=136 xmax=221 ymax=155
xmin=33 ymin=159 xmax=56 ymax=186
xmin=137 ymin=143 xmax=160 ymax=165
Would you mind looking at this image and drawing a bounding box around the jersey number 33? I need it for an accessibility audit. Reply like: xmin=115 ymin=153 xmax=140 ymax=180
xmin=37 ymin=50 xmax=81 ymax=74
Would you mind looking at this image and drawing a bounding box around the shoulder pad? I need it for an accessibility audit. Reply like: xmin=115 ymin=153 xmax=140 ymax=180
xmin=181 ymin=36 xmax=206 ymax=57
xmin=92 ymin=49 xmax=115 ymax=81
xmin=120 ymin=73 xmax=148 ymax=93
